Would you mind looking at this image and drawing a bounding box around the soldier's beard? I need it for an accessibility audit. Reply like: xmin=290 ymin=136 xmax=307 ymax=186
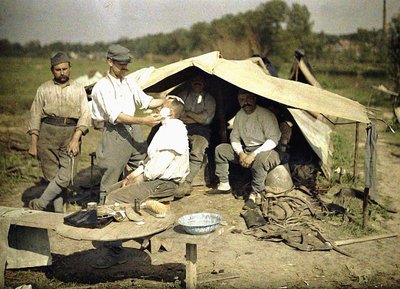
xmin=55 ymin=76 xmax=69 ymax=84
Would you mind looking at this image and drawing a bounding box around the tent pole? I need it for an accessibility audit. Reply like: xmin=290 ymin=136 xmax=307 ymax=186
xmin=352 ymin=122 xmax=360 ymax=182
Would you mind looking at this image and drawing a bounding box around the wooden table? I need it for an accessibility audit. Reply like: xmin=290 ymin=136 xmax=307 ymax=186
xmin=56 ymin=210 xmax=174 ymax=242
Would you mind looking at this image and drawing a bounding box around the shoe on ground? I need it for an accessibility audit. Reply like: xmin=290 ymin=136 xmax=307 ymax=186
xmin=242 ymin=199 xmax=258 ymax=210
xmin=174 ymin=181 xmax=193 ymax=199
xmin=92 ymin=252 xmax=127 ymax=269
xmin=28 ymin=198 xmax=44 ymax=211
xmin=206 ymin=188 xmax=232 ymax=195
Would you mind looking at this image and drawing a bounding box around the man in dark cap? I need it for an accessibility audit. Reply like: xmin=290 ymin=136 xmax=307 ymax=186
xmin=28 ymin=52 xmax=91 ymax=212
xmin=90 ymin=44 xmax=165 ymax=205
xmin=207 ymin=90 xmax=281 ymax=210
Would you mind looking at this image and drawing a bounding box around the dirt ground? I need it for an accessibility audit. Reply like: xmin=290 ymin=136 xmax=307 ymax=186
xmin=1 ymin=117 xmax=400 ymax=289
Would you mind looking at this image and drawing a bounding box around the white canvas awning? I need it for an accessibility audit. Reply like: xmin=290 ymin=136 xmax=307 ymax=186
xmin=139 ymin=51 xmax=370 ymax=124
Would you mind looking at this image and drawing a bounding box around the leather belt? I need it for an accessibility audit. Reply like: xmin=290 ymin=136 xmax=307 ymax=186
xmin=42 ymin=116 xmax=78 ymax=127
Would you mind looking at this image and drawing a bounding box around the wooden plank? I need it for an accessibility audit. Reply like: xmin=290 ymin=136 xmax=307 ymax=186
xmin=0 ymin=206 xmax=64 ymax=229
xmin=335 ymin=233 xmax=398 ymax=246
xmin=186 ymin=243 xmax=197 ymax=289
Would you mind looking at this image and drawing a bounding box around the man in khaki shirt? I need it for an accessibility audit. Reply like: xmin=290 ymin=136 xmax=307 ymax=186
xmin=28 ymin=52 xmax=91 ymax=212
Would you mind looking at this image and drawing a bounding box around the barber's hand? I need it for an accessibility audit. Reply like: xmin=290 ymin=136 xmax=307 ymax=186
xmin=143 ymin=114 xmax=163 ymax=127
xmin=28 ymin=144 xmax=38 ymax=158
xmin=67 ymin=139 xmax=80 ymax=156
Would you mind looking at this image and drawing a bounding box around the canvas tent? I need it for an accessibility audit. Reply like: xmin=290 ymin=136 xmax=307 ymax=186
xmin=288 ymin=49 xmax=335 ymax=178
xmin=129 ymin=51 xmax=370 ymax=178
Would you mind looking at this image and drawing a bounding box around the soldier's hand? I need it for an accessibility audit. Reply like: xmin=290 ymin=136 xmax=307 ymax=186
xmin=239 ymin=152 xmax=248 ymax=168
xmin=243 ymin=153 xmax=256 ymax=168
xmin=28 ymin=144 xmax=37 ymax=158
xmin=67 ymin=139 xmax=80 ymax=156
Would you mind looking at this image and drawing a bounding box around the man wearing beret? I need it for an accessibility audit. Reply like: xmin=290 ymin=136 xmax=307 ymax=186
xmin=28 ymin=52 xmax=91 ymax=212
xmin=90 ymin=44 xmax=165 ymax=205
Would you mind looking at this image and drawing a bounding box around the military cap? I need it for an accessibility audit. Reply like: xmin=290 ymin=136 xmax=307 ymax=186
xmin=107 ymin=44 xmax=131 ymax=63
xmin=50 ymin=52 xmax=70 ymax=66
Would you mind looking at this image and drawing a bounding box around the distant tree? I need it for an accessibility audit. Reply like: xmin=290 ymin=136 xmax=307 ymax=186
xmin=247 ymin=0 xmax=289 ymax=55
xmin=0 ymin=39 xmax=24 ymax=56
xmin=287 ymin=3 xmax=316 ymax=58
xmin=188 ymin=22 xmax=213 ymax=52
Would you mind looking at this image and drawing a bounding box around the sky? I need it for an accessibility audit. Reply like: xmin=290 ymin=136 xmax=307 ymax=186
xmin=0 ymin=0 xmax=399 ymax=45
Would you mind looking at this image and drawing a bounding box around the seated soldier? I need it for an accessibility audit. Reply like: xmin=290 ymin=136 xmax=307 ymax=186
xmin=93 ymin=96 xmax=189 ymax=269
xmin=105 ymin=95 xmax=189 ymax=204
xmin=175 ymin=73 xmax=216 ymax=197
xmin=207 ymin=90 xmax=281 ymax=210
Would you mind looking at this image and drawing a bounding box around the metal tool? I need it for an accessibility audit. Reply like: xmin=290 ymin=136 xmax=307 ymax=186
xmin=69 ymin=154 xmax=75 ymax=186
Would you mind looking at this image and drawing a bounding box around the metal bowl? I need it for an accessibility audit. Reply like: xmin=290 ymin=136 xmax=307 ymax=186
xmin=177 ymin=213 xmax=222 ymax=235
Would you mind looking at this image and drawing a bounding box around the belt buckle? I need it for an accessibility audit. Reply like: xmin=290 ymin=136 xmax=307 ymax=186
xmin=63 ymin=117 xmax=67 ymax=125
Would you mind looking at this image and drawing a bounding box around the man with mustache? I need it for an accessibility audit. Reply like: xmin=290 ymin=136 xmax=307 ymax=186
xmin=208 ymin=89 xmax=281 ymax=210
xmin=28 ymin=52 xmax=91 ymax=212
xmin=90 ymin=44 xmax=165 ymax=205
xmin=174 ymin=73 xmax=216 ymax=198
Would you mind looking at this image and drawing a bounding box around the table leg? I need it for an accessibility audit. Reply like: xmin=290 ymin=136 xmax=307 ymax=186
xmin=186 ymin=243 xmax=197 ymax=289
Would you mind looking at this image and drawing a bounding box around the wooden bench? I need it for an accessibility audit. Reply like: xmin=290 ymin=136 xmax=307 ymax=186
xmin=0 ymin=206 xmax=64 ymax=288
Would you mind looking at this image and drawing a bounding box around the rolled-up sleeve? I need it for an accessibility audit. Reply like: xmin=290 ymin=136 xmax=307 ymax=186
xmin=230 ymin=117 xmax=243 ymax=155
xmin=28 ymin=87 xmax=44 ymax=135
xmin=76 ymin=87 xmax=92 ymax=135
xmin=90 ymin=84 xmax=120 ymax=124
xmin=203 ymin=93 xmax=216 ymax=125
xmin=129 ymin=79 xmax=153 ymax=110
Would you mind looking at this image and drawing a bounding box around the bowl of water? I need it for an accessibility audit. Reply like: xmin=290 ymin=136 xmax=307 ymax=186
xmin=177 ymin=213 xmax=222 ymax=235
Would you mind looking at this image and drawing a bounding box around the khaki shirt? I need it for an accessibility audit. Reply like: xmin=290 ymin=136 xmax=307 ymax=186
xmin=231 ymin=105 xmax=281 ymax=155
xmin=28 ymin=79 xmax=91 ymax=135
xmin=178 ymin=90 xmax=216 ymax=125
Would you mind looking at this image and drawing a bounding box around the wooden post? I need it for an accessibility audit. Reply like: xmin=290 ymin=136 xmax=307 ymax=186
xmin=353 ymin=123 xmax=360 ymax=182
xmin=0 ymin=220 xmax=10 ymax=289
xmin=186 ymin=243 xmax=197 ymax=289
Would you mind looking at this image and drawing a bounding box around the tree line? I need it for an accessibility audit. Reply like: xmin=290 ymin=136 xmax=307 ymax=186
xmin=0 ymin=0 xmax=398 ymax=72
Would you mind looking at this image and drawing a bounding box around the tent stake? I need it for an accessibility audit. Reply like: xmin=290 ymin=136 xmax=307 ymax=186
xmin=362 ymin=187 xmax=369 ymax=228
xmin=352 ymin=122 xmax=359 ymax=182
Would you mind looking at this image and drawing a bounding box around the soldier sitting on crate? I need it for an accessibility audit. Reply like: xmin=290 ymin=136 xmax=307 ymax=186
xmin=207 ymin=89 xmax=282 ymax=210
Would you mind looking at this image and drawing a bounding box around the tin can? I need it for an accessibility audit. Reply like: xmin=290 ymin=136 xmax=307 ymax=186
xmin=87 ymin=202 xmax=97 ymax=218
xmin=134 ymin=199 xmax=140 ymax=212
xmin=87 ymin=202 xmax=97 ymax=211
